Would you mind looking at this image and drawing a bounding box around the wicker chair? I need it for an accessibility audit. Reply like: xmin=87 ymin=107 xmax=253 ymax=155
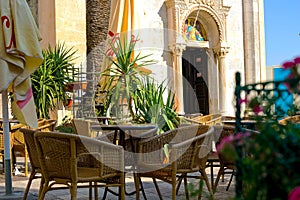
xmin=11 ymin=123 xmax=27 ymax=175
xmin=13 ymin=119 xmax=57 ymax=177
xmin=135 ymin=124 xmax=214 ymax=200
xmin=278 ymin=115 xmax=300 ymax=125
xmin=20 ymin=128 xmax=43 ymax=200
xmin=72 ymin=118 xmax=99 ymax=137
xmin=36 ymin=119 xmax=57 ymax=131
xmin=213 ymin=125 xmax=236 ymax=192
xmin=19 ymin=120 xmax=58 ymax=200
xmin=181 ymin=113 xmax=223 ymax=126
xmin=34 ymin=131 xmax=125 ymax=200
xmin=0 ymin=130 xmax=15 ymax=173
xmin=205 ymin=125 xmax=224 ymax=190
xmin=0 ymin=130 xmax=3 ymax=170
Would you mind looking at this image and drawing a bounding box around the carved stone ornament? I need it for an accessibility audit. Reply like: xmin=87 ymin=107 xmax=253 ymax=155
xmin=169 ymin=43 xmax=187 ymax=56
xmin=213 ymin=46 xmax=230 ymax=57
xmin=201 ymin=0 xmax=214 ymax=7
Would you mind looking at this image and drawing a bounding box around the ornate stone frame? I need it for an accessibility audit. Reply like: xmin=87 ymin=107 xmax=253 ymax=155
xmin=165 ymin=0 xmax=231 ymax=114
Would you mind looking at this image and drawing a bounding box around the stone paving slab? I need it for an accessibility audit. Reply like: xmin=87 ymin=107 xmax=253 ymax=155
xmin=0 ymin=160 xmax=235 ymax=199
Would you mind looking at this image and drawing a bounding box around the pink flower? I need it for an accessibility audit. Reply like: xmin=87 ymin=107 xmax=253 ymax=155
xmin=282 ymin=61 xmax=295 ymax=69
xmin=238 ymin=98 xmax=248 ymax=105
xmin=252 ymin=105 xmax=263 ymax=115
xmin=287 ymin=73 xmax=296 ymax=79
xmin=234 ymin=132 xmax=251 ymax=146
xmin=294 ymin=57 xmax=300 ymax=65
xmin=289 ymin=186 xmax=300 ymax=200
xmin=216 ymin=135 xmax=234 ymax=152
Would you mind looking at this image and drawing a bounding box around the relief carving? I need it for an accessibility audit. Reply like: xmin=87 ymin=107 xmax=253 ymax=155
xmin=168 ymin=0 xmax=231 ymax=44
xmin=201 ymin=0 xmax=214 ymax=7
xmin=169 ymin=43 xmax=187 ymax=56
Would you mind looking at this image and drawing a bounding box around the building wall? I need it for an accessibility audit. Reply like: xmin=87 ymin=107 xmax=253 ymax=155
xmin=38 ymin=0 xmax=56 ymax=49
xmin=35 ymin=0 xmax=266 ymax=116
xmin=37 ymin=0 xmax=86 ymax=66
xmin=55 ymin=0 xmax=86 ymax=65
xmin=223 ymin=0 xmax=246 ymax=115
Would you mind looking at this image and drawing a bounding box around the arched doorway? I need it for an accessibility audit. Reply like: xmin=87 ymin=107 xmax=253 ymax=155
xmin=182 ymin=47 xmax=209 ymax=115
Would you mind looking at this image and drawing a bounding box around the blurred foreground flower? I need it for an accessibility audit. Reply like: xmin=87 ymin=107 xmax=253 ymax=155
xmin=289 ymin=186 xmax=300 ymax=200
xmin=282 ymin=56 xmax=300 ymax=93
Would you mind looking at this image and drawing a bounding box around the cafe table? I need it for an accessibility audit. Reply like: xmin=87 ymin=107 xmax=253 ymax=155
xmin=222 ymin=119 xmax=257 ymax=130
xmin=90 ymin=123 xmax=157 ymax=198
xmin=0 ymin=118 xmax=20 ymax=130
xmin=90 ymin=123 xmax=157 ymax=150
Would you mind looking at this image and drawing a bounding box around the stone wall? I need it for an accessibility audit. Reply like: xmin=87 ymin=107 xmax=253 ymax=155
xmin=56 ymin=0 xmax=87 ymax=66
xmin=223 ymin=0 xmax=245 ymax=115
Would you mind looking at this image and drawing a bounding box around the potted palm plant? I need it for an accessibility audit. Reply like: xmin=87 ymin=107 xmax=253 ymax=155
xmin=31 ymin=42 xmax=78 ymax=119
xmin=100 ymin=35 xmax=156 ymax=123
xmin=132 ymin=77 xmax=179 ymax=132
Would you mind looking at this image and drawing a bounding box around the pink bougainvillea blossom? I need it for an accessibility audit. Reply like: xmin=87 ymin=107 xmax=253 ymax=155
xmin=216 ymin=135 xmax=235 ymax=153
xmin=282 ymin=61 xmax=295 ymax=69
xmin=289 ymin=186 xmax=300 ymax=200
xmin=252 ymin=105 xmax=263 ymax=115
xmin=284 ymin=82 xmax=291 ymax=92
xmin=294 ymin=57 xmax=300 ymax=65
xmin=238 ymin=98 xmax=248 ymax=105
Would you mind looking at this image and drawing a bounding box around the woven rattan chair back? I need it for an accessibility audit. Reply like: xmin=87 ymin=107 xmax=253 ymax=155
xmin=0 ymin=130 xmax=15 ymax=172
xmin=73 ymin=118 xmax=98 ymax=137
xmin=10 ymin=123 xmax=28 ymax=175
xmin=0 ymin=130 xmax=14 ymax=172
xmin=180 ymin=113 xmax=223 ymax=126
xmin=34 ymin=131 xmax=125 ymax=200
xmin=20 ymin=128 xmax=43 ymax=200
xmin=278 ymin=115 xmax=300 ymax=125
xmin=136 ymin=124 xmax=214 ymax=200
xmin=37 ymin=119 xmax=57 ymax=131
xmin=213 ymin=125 xmax=236 ymax=191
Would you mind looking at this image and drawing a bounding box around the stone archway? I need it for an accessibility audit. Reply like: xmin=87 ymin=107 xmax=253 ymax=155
xmin=167 ymin=0 xmax=230 ymax=114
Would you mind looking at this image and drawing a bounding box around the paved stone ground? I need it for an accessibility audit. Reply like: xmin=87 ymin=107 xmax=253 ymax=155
xmin=0 ymin=159 xmax=236 ymax=200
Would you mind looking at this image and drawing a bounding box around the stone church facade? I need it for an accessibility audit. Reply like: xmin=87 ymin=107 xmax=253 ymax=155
xmin=26 ymin=0 xmax=266 ymax=116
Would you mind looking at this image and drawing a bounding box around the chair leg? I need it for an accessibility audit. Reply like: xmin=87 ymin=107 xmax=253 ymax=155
xmin=213 ymin=166 xmax=224 ymax=192
xmin=38 ymin=177 xmax=45 ymax=199
xmin=139 ymin=177 xmax=147 ymax=200
xmin=183 ymin=177 xmax=189 ymax=200
xmin=102 ymin=188 xmax=108 ymax=200
xmin=119 ymin=175 xmax=125 ymax=200
xmin=210 ymin=162 xmax=214 ymax=189
xmin=88 ymin=182 xmax=92 ymax=200
xmin=226 ymin=170 xmax=235 ymax=191
xmin=172 ymin=175 xmax=176 ymax=200
xmin=176 ymin=175 xmax=184 ymax=195
xmin=94 ymin=181 xmax=98 ymax=200
xmin=200 ymin=169 xmax=211 ymax=193
xmin=152 ymin=178 xmax=163 ymax=200
xmin=24 ymin=147 xmax=28 ymax=177
xmin=70 ymin=182 xmax=77 ymax=200
xmin=22 ymin=170 xmax=36 ymax=200
xmin=134 ymin=174 xmax=140 ymax=200
xmin=38 ymin=179 xmax=49 ymax=200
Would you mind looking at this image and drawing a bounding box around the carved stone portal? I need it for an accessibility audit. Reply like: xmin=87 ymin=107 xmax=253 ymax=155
xmin=165 ymin=0 xmax=231 ymax=114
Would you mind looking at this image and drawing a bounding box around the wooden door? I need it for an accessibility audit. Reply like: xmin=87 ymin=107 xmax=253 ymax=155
xmin=182 ymin=47 xmax=209 ymax=115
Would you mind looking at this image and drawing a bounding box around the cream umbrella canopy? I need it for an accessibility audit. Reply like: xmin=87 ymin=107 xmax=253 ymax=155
xmin=100 ymin=0 xmax=151 ymax=85
xmin=0 ymin=0 xmax=43 ymax=195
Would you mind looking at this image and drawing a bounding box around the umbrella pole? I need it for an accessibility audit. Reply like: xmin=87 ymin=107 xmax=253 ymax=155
xmin=2 ymin=89 xmax=12 ymax=194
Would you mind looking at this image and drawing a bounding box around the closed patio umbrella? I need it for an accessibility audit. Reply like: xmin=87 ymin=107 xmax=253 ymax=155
xmin=100 ymin=0 xmax=151 ymax=83
xmin=0 ymin=0 xmax=43 ymax=195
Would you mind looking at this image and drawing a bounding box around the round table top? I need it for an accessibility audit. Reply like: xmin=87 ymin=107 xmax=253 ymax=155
xmin=91 ymin=124 xmax=157 ymax=131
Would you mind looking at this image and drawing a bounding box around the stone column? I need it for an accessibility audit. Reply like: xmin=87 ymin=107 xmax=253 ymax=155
xmin=169 ymin=43 xmax=186 ymax=115
xmin=217 ymin=46 xmax=229 ymax=114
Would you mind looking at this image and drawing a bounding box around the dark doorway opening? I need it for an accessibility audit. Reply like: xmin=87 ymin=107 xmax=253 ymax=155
xmin=182 ymin=47 xmax=209 ymax=115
